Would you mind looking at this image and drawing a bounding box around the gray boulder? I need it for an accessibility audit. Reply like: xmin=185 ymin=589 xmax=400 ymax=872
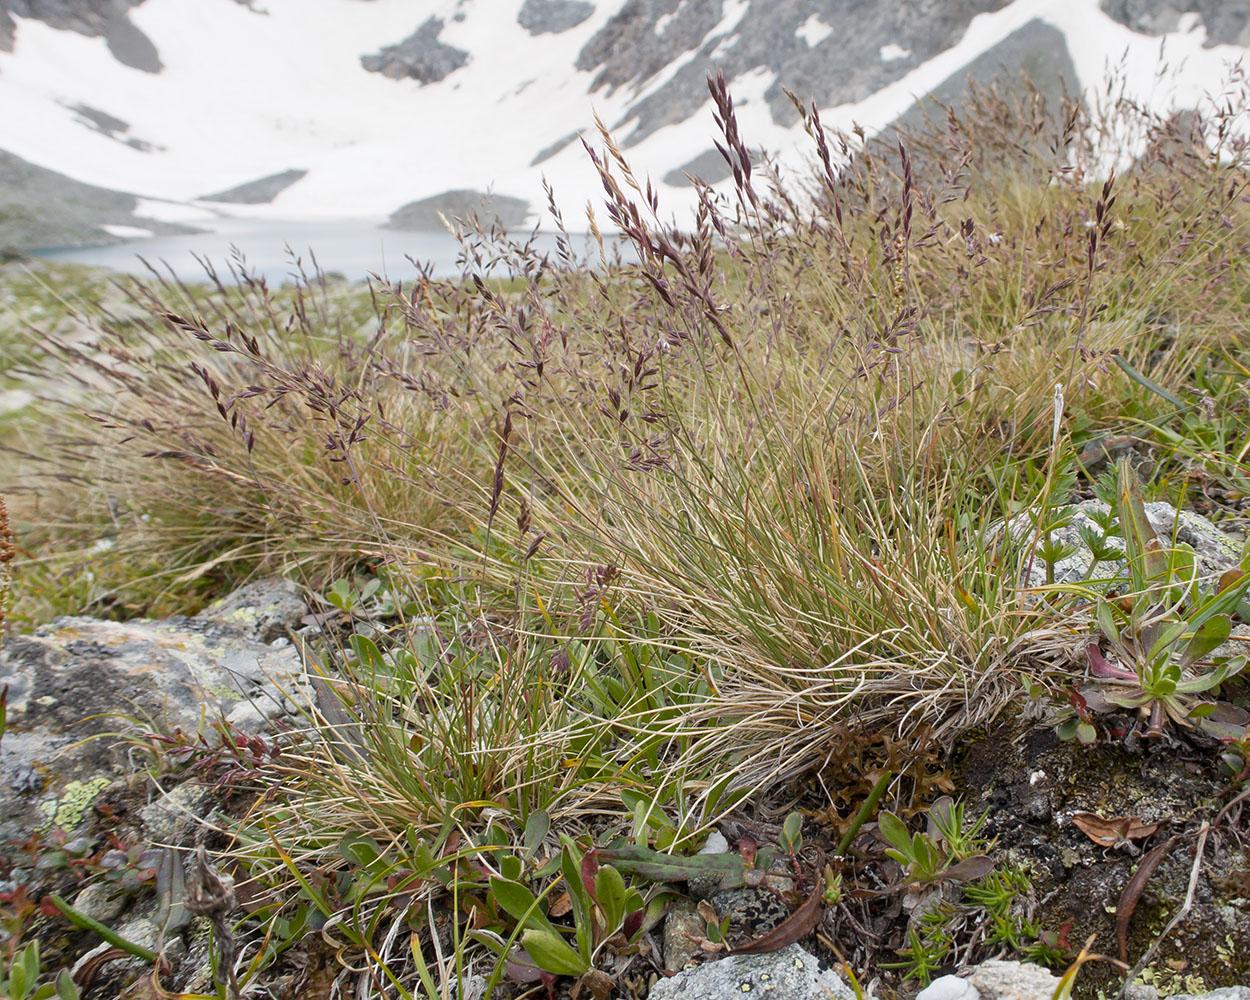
xmin=917 ymin=961 xmax=1061 ymax=1000
xmin=918 ymin=964 xmax=1250 ymax=1000
xmin=1002 ymin=499 xmax=1243 ymax=591
xmin=0 ymin=579 xmax=312 ymax=847
xmin=647 ymin=944 xmax=854 ymax=1000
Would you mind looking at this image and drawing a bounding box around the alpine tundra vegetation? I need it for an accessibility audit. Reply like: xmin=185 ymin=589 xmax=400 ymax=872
xmin=2 ymin=70 xmax=1250 ymax=1000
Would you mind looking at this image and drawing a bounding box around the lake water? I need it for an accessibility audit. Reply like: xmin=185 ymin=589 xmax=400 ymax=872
xmin=32 ymin=219 xmax=616 ymax=284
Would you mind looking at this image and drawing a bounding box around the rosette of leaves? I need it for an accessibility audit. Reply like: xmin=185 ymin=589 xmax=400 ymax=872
xmin=485 ymin=837 xmax=661 ymax=997
xmin=1062 ymin=459 xmax=1250 ymax=740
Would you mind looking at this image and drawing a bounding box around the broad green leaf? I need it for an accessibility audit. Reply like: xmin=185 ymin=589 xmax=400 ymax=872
xmin=781 ymin=811 xmax=804 ymax=852
xmin=489 ymin=877 xmax=555 ymax=936
xmin=523 ymin=811 xmax=550 ymax=860
xmin=10 ymin=963 xmax=27 ymax=1000
xmin=876 ymin=812 xmax=912 ymax=856
xmin=1148 ymin=675 xmax=1177 ymax=697
xmin=338 ymin=833 xmax=383 ymax=869
xmin=56 ymin=970 xmax=79 ymax=1000
xmin=1180 ymin=616 xmax=1231 ymax=668
xmin=500 ymin=854 xmax=523 ymax=883
xmin=937 ymin=855 xmax=995 ymax=883
xmin=1145 ymin=619 xmax=1190 ymax=665
xmin=350 ymin=633 xmax=388 ymax=675
xmin=595 ymin=865 xmax=627 ymax=933
xmin=1176 ymin=660 xmax=1235 ymax=693
xmin=520 ymin=928 xmax=590 ymax=977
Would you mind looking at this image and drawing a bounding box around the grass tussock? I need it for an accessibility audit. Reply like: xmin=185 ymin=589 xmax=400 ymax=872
xmin=3 ymin=71 xmax=1250 ymax=993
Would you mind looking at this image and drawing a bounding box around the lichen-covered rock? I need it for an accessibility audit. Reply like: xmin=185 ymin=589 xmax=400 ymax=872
xmin=1002 ymin=499 xmax=1243 ymax=590
xmin=955 ymin=722 xmax=1250 ymax=997
xmin=193 ymin=575 xmax=307 ymax=643
xmin=661 ymin=895 xmax=705 ymax=971
xmin=967 ymin=960 xmax=1062 ymax=1000
xmin=647 ymin=944 xmax=854 ymax=1000
xmin=0 ymin=587 xmax=312 ymax=848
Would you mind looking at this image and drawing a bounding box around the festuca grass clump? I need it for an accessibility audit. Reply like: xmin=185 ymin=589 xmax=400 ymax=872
xmin=2 ymin=70 xmax=1249 ymax=996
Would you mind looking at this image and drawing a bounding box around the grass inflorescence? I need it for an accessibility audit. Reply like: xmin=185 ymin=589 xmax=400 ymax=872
xmin=2 ymin=71 xmax=1250 ymax=995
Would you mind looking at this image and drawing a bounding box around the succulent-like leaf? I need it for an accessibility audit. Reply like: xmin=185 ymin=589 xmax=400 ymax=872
xmin=490 ymin=876 xmax=559 ymax=939
xmin=595 ymin=844 xmax=746 ymax=889
xmin=55 ymin=969 xmax=78 ymax=1000
xmin=780 ymin=811 xmax=804 ymax=853
xmin=500 ymin=854 xmax=523 ymax=882
xmin=937 ymin=855 xmax=995 ymax=883
xmin=520 ymin=928 xmax=591 ymax=977
xmin=338 ymin=833 xmax=383 ymax=869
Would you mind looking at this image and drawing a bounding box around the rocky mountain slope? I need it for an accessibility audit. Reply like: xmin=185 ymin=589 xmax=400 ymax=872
xmin=0 ymin=0 xmax=1246 ymax=248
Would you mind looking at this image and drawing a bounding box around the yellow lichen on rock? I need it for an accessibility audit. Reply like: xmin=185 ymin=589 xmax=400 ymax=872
xmin=38 ymin=776 xmax=113 ymax=832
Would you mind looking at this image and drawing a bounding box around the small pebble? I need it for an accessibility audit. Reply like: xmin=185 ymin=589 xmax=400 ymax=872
xmin=699 ymin=831 xmax=729 ymax=854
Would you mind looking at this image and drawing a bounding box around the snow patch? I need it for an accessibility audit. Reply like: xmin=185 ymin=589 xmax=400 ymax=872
xmin=796 ymin=14 xmax=833 ymax=48
xmin=100 ymin=224 xmax=155 ymax=238
xmin=134 ymin=199 xmax=221 ymax=224
xmin=1177 ymin=11 xmax=1203 ymax=34
xmin=879 ymin=43 xmax=911 ymax=62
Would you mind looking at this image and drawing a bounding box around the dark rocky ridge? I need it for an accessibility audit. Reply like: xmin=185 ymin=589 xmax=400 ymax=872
xmin=1101 ymin=0 xmax=1250 ymax=46
xmin=360 ymin=16 xmax=469 ymax=83
xmin=883 ymin=19 xmax=1080 ymax=142
xmin=67 ymin=102 xmax=159 ymax=151
xmin=201 ymin=168 xmax=308 ymax=205
xmin=0 ymin=0 xmax=160 ymax=72
xmin=0 ymin=148 xmax=194 ymax=249
xmin=575 ymin=0 xmax=1008 ymax=145
xmin=517 ymin=0 xmax=595 ymax=35
xmin=663 ymin=147 xmax=733 ymax=187
xmin=385 ymin=188 xmax=531 ymax=230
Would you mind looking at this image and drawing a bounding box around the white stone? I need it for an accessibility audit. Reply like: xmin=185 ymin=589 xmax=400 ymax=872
xmin=917 ymin=975 xmax=980 ymax=1000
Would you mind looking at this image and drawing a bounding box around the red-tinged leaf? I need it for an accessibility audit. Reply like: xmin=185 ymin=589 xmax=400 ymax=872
xmin=938 ymin=855 xmax=995 ymax=883
xmin=581 ymin=850 xmax=599 ymax=899
xmin=1072 ymin=812 xmax=1160 ymax=848
xmin=1218 ymin=568 xmax=1246 ymax=594
xmin=505 ymin=949 xmax=546 ymax=984
xmin=729 ymin=873 xmax=825 ymax=955
xmin=738 ymin=836 xmax=757 ymax=867
xmin=622 ymin=908 xmax=644 ymax=941
xmin=1117 ymin=836 xmax=1178 ymax=964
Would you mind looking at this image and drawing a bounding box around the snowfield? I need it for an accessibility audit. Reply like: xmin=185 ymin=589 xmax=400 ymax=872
xmin=0 ymin=0 xmax=1246 ymax=231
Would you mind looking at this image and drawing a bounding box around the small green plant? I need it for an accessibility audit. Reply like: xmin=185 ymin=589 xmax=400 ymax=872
xmin=877 ymin=796 xmax=994 ymax=886
xmin=883 ymin=921 xmax=953 ymax=986
xmin=1056 ymin=459 xmax=1250 ymax=739
xmin=484 ymin=838 xmax=653 ymax=991
xmin=1 ymin=941 xmax=79 ymax=1000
